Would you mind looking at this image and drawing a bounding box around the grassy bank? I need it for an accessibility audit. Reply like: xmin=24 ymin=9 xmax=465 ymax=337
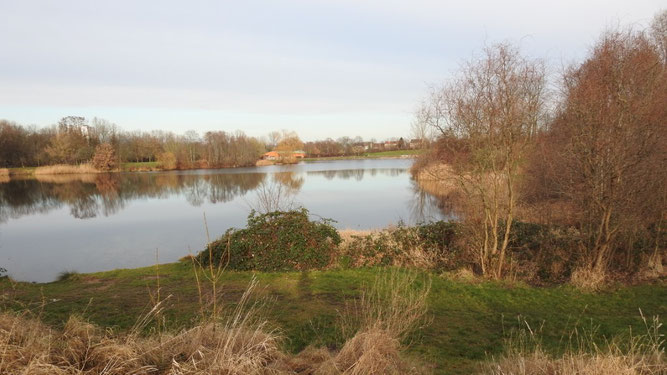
xmin=303 ymin=149 xmax=425 ymax=161
xmin=1 ymin=265 xmax=664 ymax=374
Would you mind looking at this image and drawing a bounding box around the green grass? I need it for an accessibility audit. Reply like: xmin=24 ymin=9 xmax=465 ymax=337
xmin=1 ymin=265 xmax=664 ymax=374
xmin=303 ymin=149 xmax=425 ymax=161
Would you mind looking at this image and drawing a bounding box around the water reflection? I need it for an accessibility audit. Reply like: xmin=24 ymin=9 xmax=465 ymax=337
xmin=0 ymin=160 xmax=458 ymax=282
xmin=0 ymin=165 xmax=455 ymax=226
xmin=306 ymin=168 xmax=405 ymax=180
xmin=0 ymin=172 xmax=268 ymax=222
xmin=408 ymin=179 xmax=457 ymax=223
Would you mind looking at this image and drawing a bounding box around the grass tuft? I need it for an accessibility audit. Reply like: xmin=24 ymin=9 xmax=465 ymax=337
xmin=56 ymin=270 xmax=80 ymax=282
xmin=485 ymin=312 xmax=665 ymax=375
xmin=569 ymin=267 xmax=607 ymax=292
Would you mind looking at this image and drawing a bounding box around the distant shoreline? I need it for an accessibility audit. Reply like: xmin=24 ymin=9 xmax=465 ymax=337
xmin=5 ymin=150 xmax=424 ymax=177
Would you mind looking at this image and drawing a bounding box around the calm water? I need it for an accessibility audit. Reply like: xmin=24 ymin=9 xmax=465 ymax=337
xmin=0 ymin=159 xmax=448 ymax=282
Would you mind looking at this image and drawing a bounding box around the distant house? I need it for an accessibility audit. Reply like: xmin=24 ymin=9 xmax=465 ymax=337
xmin=353 ymin=142 xmax=372 ymax=151
xmin=371 ymin=142 xmax=384 ymax=151
xmin=262 ymin=151 xmax=281 ymax=160
xmin=262 ymin=150 xmax=305 ymax=160
xmin=384 ymin=141 xmax=398 ymax=150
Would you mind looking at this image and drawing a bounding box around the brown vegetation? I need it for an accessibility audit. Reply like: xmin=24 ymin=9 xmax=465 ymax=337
xmin=34 ymin=164 xmax=99 ymax=175
xmin=91 ymin=143 xmax=118 ymax=172
xmin=0 ymin=270 xmax=429 ymax=375
xmin=485 ymin=315 xmax=665 ymax=375
xmin=412 ymin=12 xmax=667 ymax=285
xmin=0 ymin=168 xmax=8 ymax=183
xmin=415 ymin=43 xmax=547 ymax=279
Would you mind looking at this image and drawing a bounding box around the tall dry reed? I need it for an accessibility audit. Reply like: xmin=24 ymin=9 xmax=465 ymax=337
xmin=299 ymin=269 xmax=433 ymax=374
xmin=34 ymin=164 xmax=99 ymax=175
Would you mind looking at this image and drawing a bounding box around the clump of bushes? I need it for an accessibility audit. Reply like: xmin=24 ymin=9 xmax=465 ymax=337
xmin=338 ymin=222 xmax=466 ymax=271
xmin=199 ymin=208 xmax=341 ymax=271
xmin=156 ymin=151 xmax=177 ymax=170
xmin=339 ymin=220 xmax=582 ymax=285
xmin=197 ymin=208 xmax=596 ymax=285
xmin=91 ymin=143 xmax=118 ymax=171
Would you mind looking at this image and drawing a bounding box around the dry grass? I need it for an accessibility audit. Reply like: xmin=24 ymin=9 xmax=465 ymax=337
xmin=485 ymin=314 xmax=665 ymax=375
xmin=326 ymin=270 xmax=431 ymax=374
xmin=0 ymin=270 xmax=432 ymax=375
xmin=569 ymin=267 xmax=607 ymax=292
xmin=34 ymin=164 xmax=100 ymax=175
xmin=0 ymin=168 xmax=9 ymax=183
xmin=338 ymin=229 xmax=376 ymax=245
xmin=0 ymin=279 xmax=285 ymax=375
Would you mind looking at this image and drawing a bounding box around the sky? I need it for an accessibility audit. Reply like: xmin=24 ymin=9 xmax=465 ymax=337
xmin=0 ymin=1 xmax=663 ymax=141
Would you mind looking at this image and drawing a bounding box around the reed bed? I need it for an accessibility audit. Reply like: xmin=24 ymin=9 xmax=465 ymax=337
xmin=34 ymin=164 xmax=100 ymax=175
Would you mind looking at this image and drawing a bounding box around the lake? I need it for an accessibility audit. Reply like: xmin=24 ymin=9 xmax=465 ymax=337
xmin=0 ymin=159 xmax=449 ymax=282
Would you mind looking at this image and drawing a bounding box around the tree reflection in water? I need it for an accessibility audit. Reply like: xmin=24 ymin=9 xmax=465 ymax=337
xmin=408 ymin=179 xmax=458 ymax=224
xmin=0 ymin=165 xmax=454 ymax=224
xmin=0 ymin=171 xmax=267 ymax=222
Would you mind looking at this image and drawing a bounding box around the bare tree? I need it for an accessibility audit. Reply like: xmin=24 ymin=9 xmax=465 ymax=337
xmin=267 ymin=131 xmax=282 ymax=150
xmin=411 ymin=107 xmax=435 ymax=147
xmin=650 ymin=10 xmax=667 ymax=66
xmin=419 ymin=43 xmax=547 ymax=278
xmin=552 ymin=28 xmax=667 ymax=275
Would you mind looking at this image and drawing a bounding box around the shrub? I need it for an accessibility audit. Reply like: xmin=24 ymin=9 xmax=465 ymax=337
xmin=502 ymin=222 xmax=580 ymax=284
xmin=198 ymin=208 xmax=341 ymax=271
xmin=157 ymin=151 xmax=177 ymax=170
xmin=91 ymin=143 xmax=118 ymax=171
xmin=339 ymin=221 xmax=466 ymax=271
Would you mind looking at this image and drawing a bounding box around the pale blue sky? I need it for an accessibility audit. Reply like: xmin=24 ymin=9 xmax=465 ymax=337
xmin=0 ymin=0 xmax=663 ymax=140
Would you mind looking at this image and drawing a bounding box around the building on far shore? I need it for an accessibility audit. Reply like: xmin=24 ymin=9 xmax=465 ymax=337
xmin=262 ymin=150 xmax=306 ymax=160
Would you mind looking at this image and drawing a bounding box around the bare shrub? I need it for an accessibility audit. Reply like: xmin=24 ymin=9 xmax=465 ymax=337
xmin=157 ymin=151 xmax=177 ymax=170
xmin=91 ymin=142 xmax=118 ymax=171
xmin=417 ymin=43 xmax=548 ymax=279
xmin=547 ymin=28 xmax=667 ymax=276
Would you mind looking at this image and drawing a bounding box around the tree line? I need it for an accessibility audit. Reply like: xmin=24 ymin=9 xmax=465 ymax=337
xmin=414 ymin=11 xmax=666 ymax=282
xmin=0 ymin=118 xmax=418 ymax=169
